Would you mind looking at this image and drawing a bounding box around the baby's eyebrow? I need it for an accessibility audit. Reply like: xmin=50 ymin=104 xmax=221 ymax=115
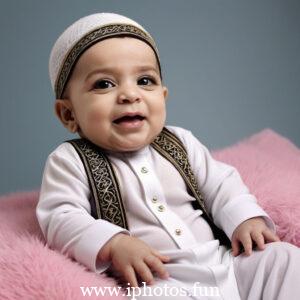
xmin=135 ymin=65 xmax=159 ymax=73
xmin=85 ymin=67 xmax=114 ymax=82
xmin=85 ymin=65 xmax=159 ymax=82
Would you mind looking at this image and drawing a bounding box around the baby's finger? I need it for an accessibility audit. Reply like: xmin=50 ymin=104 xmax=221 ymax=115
xmin=231 ymin=237 xmax=241 ymax=257
xmin=123 ymin=266 xmax=139 ymax=288
xmin=240 ymin=234 xmax=253 ymax=256
xmin=144 ymin=255 xmax=169 ymax=279
xmin=251 ymin=231 xmax=265 ymax=251
xmin=134 ymin=261 xmax=154 ymax=285
xmin=151 ymin=249 xmax=170 ymax=262
xmin=263 ymin=229 xmax=280 ymax=243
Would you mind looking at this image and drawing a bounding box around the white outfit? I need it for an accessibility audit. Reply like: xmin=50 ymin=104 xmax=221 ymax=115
xmin=36 ymin=126 xmax=300 ymax=300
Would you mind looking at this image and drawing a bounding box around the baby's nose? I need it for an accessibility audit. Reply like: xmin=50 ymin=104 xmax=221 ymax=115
xmin=117 ymin=84 xmax=141 ymax=103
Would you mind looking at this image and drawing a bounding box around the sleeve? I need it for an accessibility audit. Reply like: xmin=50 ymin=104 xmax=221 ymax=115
xmin=36 ymin=144 xmax=129 ymax=273
xmin=167 ymin=127 xmax=276 ymax=240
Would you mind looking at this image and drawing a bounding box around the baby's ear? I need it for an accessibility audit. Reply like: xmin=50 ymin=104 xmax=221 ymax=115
xmin=54 ymin=99 xmax=78 ymax=133
xmin=163 ymin=86 xmax=169 ymax=101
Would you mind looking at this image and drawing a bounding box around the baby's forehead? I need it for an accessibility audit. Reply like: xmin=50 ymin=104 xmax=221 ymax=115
xmin=74 ymin=37 xmax=161 ymax=77
xmin=87 ymin=36 xmax=158 ymax=60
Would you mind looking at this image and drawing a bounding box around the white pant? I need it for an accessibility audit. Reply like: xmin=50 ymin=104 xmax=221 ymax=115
xmin=130 ymin=242 xmax=300 ymax=300
xmin=234 ymin=241 xmax=300 ymax=300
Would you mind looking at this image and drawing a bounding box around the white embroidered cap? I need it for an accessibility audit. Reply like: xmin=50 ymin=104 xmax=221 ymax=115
xmin=49 ymin=12 xmax=160 ymax=99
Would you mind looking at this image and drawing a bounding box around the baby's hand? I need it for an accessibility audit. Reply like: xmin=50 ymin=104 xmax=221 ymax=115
xmin=231 ymin=217 xmax=280 ymax=257
xmin=98 ymin=233 xmax=170 ymax=287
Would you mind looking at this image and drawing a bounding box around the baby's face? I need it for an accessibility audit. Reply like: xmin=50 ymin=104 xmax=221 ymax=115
xmin=59 ymin=37 xmax=168 ymax=152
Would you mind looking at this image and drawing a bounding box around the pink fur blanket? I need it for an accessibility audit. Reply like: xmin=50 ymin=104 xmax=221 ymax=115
xmin=0 ymin=129 xmax=299 ymax=299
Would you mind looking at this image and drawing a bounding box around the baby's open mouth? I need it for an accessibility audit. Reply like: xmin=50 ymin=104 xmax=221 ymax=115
xmin=113 ymin=115 xmax=145 ymax=124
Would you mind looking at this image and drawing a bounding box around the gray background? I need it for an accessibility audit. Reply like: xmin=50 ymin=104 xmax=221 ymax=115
xmin=0 ymin=0 xmax=299 ymax=195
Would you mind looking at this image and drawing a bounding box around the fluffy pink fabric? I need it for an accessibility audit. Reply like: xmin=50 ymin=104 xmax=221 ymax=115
xmin=212 ymin=129 xmax=300 ymax=246
xmin=0 ymin=129 xmax=299 ymax=299
xmin=0 ymin=191 xmax=127 ymax=300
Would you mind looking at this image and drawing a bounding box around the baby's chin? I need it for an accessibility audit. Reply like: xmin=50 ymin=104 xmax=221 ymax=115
xmin=78 ymin=125 xmax=164 ymax=153
xmin=81 ymin=137 xmax=148 ymax=153
xmin=107 ymin=142 xmax=149 ymax=153
xmin=106 ymin=135 xmax=162 ymax=153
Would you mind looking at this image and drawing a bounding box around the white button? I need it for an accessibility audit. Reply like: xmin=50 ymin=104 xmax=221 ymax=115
xmin=141 ymin=167 xmax=148 ymax=174
xmin=158 ymin=205 xmax=165 ymax=212
xmin=175 ymin=228 xmax=182 ymax=235
xmin=152 ymin=196 xmax=158 ymax=203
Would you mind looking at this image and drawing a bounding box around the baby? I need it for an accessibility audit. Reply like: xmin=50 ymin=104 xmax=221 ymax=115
xmin=37 ymin=13 xmax=300 ymax=299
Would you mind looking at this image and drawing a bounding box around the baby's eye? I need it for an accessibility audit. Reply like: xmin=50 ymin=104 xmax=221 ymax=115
xmin=137 ymin=76 xmax=156 ymax=86
xmin=93 ymin=79 xmax=115 ymax=90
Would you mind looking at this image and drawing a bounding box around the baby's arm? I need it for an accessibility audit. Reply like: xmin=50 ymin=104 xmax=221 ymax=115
xmin=231 ymin=216 xmax=280 ymax=256
xmin=37 ymin=144 xmax=129 ymax=273
xmin=168 ymin=127 xmax=277 ymax=246
xmin=98 ymin=234 xmax=170 ymax=287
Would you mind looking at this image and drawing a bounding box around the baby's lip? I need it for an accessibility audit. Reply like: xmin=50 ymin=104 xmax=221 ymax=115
xmin=112 ymin=112 xmax=146 ymax=123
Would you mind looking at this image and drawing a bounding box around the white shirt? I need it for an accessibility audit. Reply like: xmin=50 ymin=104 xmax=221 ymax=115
xmin=36 ymin=126 xmax=273 ymax=274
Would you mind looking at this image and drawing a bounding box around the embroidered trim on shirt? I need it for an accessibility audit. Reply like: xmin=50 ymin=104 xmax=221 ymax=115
xmin=152 ymin=128 xmax=231 ymax=246
xmin=55 ymin=23 xmax=159 ymax=99
xmin=67 ymin=128 xmax=230 ymax=246
xmin=152 ymin=127 xmax=208 ymax=214
xmin=68 ymin=139 xmax=128 ymax=229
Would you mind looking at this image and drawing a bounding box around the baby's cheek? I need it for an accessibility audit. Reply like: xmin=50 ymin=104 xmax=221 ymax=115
xmin=79 ymin=110 xmax=108 ymax=137
xmin=153 ymin=104 xmax=166 ymax=123
xmin=86 ymin=107 xmax=106 ymax=123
